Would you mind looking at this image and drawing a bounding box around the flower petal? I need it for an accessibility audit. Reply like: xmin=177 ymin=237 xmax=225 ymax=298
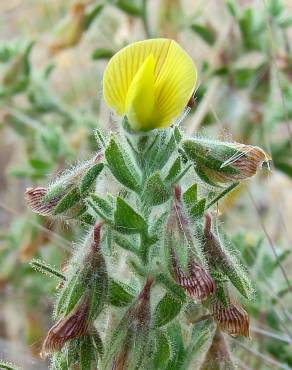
xmin=125 ymin=54 xmax=155 ymax=130
xmin=152 ymin=40 xmax=197 ymax=127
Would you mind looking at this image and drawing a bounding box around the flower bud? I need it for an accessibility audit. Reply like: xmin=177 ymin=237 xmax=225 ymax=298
xmin=166 ymin=187 xmax=215 ymax=302
xmin=41 ymin=294 xmax=90 ymax=356
xmin=203 ymin=213 xmax=253 ymax=300
xmin=211 ymin=293 xmax=250 ymax=338
xmin=104 ymin=276 xmax=153 ymax=370
xmin=42 ymin=223 xmax=108 ymax=356
xmin=182 ymin=138 xmax=271 ymax=186
xmin=25 ymin=187 xmax=62 ymax=216
xmin=25 ymin=153 xmax=103 ymax=217
xmin=171 ymin=250 xmax=215 ymax=302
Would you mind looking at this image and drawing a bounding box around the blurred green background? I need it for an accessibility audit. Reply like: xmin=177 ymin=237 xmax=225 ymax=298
xmin=0 ymin=0 xmax=292 ymax=369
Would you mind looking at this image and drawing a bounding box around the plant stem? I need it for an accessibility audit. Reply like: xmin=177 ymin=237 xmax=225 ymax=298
xmin=205 ymin=182 xmax=239 ymax=210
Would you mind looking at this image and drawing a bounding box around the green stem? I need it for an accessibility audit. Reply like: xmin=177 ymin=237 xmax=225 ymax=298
xmin=172 ymin=163 xmax=192 ymax=184
xmin=205 ymin=182 xmax=240 ymax=210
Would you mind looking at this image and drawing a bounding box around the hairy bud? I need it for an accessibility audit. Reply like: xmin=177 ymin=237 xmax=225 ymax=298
xmin=171 ymin=250 xmax=215 ymax=302
xmin=166 ymin=187 xmax=215 ymax=302
xmin=211 ymin=297 xmax=250 ymax=338
xmin=203 ymin=213 xmax=253 ymax=300
xmin=25 ymin=187 xmax=61 ymax=216
xmin=182 ymin=138 xmax=271 ymax=186
xmin=104 ymin=276 xmax=154 ymax=370
xmin=25 ymin=153 xmax=104 ymax=217
xmin=42 ymin=294 xmax=90 ymax=355
xmin=42 ymin=223 xmax=108 ymax=356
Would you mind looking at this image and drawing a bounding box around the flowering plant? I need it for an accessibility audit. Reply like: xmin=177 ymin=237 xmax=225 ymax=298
xmin=25 ymin=38 xmax=270 ymax=370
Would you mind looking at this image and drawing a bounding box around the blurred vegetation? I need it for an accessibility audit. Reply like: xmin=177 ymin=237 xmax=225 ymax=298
xmin=0 ymin=0 xmax=292 ymax=369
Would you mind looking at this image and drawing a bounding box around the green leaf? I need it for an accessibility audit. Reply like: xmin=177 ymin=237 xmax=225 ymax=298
xmin=149 ymin=211 xmax=168 ymax=242
xmin=84 ymin=4 xmax=103 ymax=30
xmin=166 ymin=323 xmax=185 ymax=370
xmin=189 ymin=198 xmax=206 ymax=220
xmin=225 ymin=0 xmax=237 ymax=16
xmin=80 ymin=335 xmax=93 ymax=370
xmin=156 ymin=273 xmax=186 ymax=302
xmin=64 ymin=271 xmax=89 ymax=316
xmin=51 ymin=353 xmax=68 ymax=370
xmin=191 ymin=24 xmax=216 ymax=45
xmin=105 ymin=134 xmax=141 ymax=192
xmin=102 ymin=225 xmax=113 ymax=255
xmin=165 ymin=157 xmax=182 ymax=183
xmin=146 ymin=129 xmax=180 ymax=174
xmin=94 ymin=128 xmax=106 ymax=150
xmin=87 ymin=194 xmax=113 ymax=223
xmin=80 ymin=163 xmax=104 ymax=194
xmin=53 ymin=187 xmax=81 ymax=214
xmin=113 ymin=0 xmax=142 ymax=16
xmin=233 ymin=68 xmax=255 ymax=89
xmin=108 ymin=279 xmax=135 ymax=307
xmin=0 ymin=361 xmax=20 ymax=370
xmin=183 ymin=184 xmax=198 ymax=207
xmin=92 ymin=48 xmax=115 ymax=60
xmin=79 ymin=213 xmax=95 ymax=226
xmin=152 ymin=331 xmax=171 ymax=369
xmin=30 ymin=258 xmax=66 ymax=280
xmin=142 ymin=172 xmax=171 ymax=206
xmin=218 ymin=231 xmax=254 ymax=299
xmin=113 ymin=232 xmax=139 ymax=255
xmin=183 ymin=319 xmax=215 ymax=368
xmin=268 ymin=0 xmax=283 ymax=17
xmin=29 ymin=158 xmax=50 ymax=171
xmin=174 ymin=126 xmax=183 ymax=143
xmin=216 ymin=285 xmax=229 ymax=306
xmin=88 ymin=262 xmax=108 ymax=321
xmin=91 ymin=331 xmax=104 ymax=357
xmin=278 ymin=15 xmax=292 ymax=28
xmin=114 ymin=197 xmax=147 ymax=234
xmin=154 ymin=292 xmax=183 ymax=328
xmin=183 ymin=184 xmax=206 ymax=220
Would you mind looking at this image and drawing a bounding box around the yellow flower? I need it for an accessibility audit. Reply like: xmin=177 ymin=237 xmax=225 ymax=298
xmin=103 ymin=38 xmax=197 ymax=131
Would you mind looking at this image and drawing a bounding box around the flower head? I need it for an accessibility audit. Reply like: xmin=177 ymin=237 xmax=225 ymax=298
xmin=103 ymin=38 xmax=197 ymax=131
xmin=182 ymin=138 xmax=271 ymax=187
